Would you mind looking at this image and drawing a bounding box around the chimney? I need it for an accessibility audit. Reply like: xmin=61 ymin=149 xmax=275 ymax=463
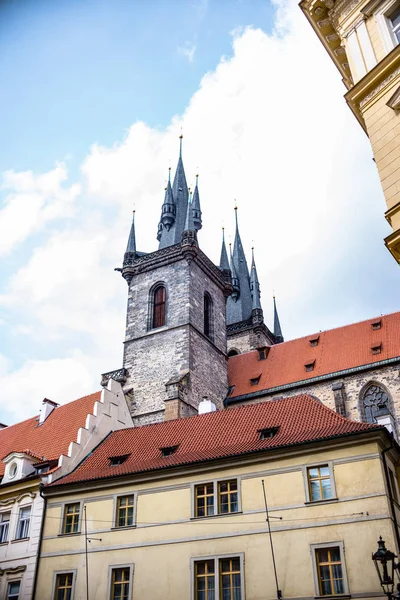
xmin=39 ymin=398 xmax=59 ymax=425
xmin=198 ymin=397 xmax=217 ymax=415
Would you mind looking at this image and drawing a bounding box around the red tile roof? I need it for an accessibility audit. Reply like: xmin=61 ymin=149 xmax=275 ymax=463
xmin=51 ymin=394 xmax=378 ymax=487
xmin=0 ymin=392 xmax=101 ymax=477
xmin=228 ymin=311 xmax=400 ymax=400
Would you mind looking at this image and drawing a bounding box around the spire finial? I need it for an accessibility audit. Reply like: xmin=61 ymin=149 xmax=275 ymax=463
xmin=219 ymin=226 xmax=230 ymax=271
xmin=273 ymin=295 xmax=284 ymax=342
xmin=234 ymin=204 xmax=239 ymax=228
xmin=168 ymin=167 xmax=171 ymax=182
xmin=251 ymin=246 xmax=255 ymax=264
xmin=179 ymin=131 xmax=183 ymax=157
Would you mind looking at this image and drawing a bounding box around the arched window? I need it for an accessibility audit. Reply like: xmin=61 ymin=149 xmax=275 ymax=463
xmin=361 ymin=383 xmax=390 ymax=423
xmin=204 ymin=293 xmax=213 ymax=340
xmin=152 ymin=285 xmax=166 ymax=329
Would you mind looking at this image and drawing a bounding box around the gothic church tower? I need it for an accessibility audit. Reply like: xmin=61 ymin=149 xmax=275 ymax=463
xmin=119 ymin=139 xmax=232 ymax=425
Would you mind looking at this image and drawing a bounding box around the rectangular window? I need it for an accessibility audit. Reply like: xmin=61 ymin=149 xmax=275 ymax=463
xmin=7 ymin=581 xmax=21 ymax=600
xmin=194 ymin=556 xmax=243 ymax=600
xmin=389 ymin=469 xmax=399 ymax=504
xmin=316 ymin=547 xmax=345 ymax=595
xmin=62 ymin=503 xmax=80 ymax=534
xmin=54 ymin=573 xmax=73 ymax=600
xmin=391 ymin=6 xmax=400 ymax=43
xmin=16 ymin=506 xmax=31 ymax=539
xmin=194 ymin=479 xmax=240 ymax=518
xmin=116 ymin=495 xmax=135 ymax=528
xmin=0 ymin=511 xmax=10 ymax=543
xmin=307 ymin=465 xmax=334 ymax=501
xmin=110 ymin=567 xmax=131 ymax=600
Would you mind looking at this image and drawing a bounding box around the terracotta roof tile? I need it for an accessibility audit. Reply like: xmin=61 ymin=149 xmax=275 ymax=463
xmin=228 ymin=311 xmax=400 ymax=399
xmin=0 ymin=392 xmax=101 ymax=477
xmin=51 ymin=394 xmax=378 ymax=487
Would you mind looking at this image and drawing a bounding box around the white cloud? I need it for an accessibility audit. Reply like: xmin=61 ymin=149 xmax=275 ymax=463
xmin=1 ymin=0 xmax=400 ymax=424
xmin=177 ymin=41 xmax=197 ymax=63
xmin=0 ymin=163 xmax=80 ymax=256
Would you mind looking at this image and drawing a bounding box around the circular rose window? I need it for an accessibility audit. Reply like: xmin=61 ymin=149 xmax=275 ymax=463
xmin=9 ymin=462 xmax=18 ymax=479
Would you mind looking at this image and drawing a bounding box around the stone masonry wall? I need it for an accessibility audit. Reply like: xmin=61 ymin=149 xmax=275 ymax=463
xmin=123 ymin=254 xmax=228 ymax=424
xmin=231 ymin=363 xmax=400 ymax=429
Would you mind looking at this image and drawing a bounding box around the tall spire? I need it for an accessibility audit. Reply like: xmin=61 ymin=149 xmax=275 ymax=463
xmin=171 ymin=134 xmax=189 ymax=242
xmin=273 ymin=295 xmax=284 ymax=342
xmin=250 ymin=248 xmax=262 ymax=310
xmin=192 ymin=173 xmax=202 ymax=231
xmin=219 ymin=228 xmax=230 ymax=271
xmin=126 ymin=210 xmax=136 ymax=254
xmin=226 ymin=207 xmax=252 ymax=325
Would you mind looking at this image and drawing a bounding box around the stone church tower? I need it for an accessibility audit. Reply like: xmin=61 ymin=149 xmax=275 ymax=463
xmin=106 ymin=138 xmax=283 ymax=425
xmin=118 ymin=139 xmax=232 ymax=425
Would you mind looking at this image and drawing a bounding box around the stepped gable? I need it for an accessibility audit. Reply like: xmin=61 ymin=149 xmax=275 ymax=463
xmin=49 ymin=394 xmax=378 ymax=487
xmin=228 ymin=311 xmax=400 ymax=400
xmin=0 ymin=391 xmax=101 ymax=476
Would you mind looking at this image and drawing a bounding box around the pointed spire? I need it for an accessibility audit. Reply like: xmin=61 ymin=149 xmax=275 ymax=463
xmin=171 ymin=134 xmax=189 ymax=243
xmin=226 ymin=206 xmax=252 ymax=324
xmin=273 ymin=295 xmax=283 ymax=341
xmin=126 ymin=210 xmax=136 ymax=254
xmin=184 ymin=188 xmax=195 ymax=231
xmin=179 ymin=133 xmax=183 ymax=157
xmin=192 ymin=173 xmax=202 ymax=231
xmin=250 ymin=248 xmax=262 ymax=310
xmin=219 ymin=228 xmax=230 ymax=271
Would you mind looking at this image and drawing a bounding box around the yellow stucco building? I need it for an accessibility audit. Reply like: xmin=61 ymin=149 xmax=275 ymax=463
xmin=35 ymin=395 xmax=400 ymax=600
xmin=300 ymin=0 xmax=400 ymax=262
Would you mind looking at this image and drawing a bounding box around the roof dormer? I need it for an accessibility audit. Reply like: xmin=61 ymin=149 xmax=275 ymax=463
xmin=1 ymin=451 xmax=40 ymax=485
xmin=38 ymin=398 xmax=59 ymax=425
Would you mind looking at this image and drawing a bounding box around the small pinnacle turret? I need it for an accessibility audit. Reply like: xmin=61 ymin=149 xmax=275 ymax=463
xmin=121 ymin=211 xmax=138 ymax=285
xmin=192 ymin=174 xmax=202 ymax=231
xmin=219 ymin=228 xmax=230 ymax=271
xmin=250 ymin=248 xmax=262 ymax=310
xmin=226 ymin=207 xmax=252 ymax=325
xmin=273 ymin=295 xmax=284 ymax=343
xmin=229 ymin=243 xmax=239 ymax=301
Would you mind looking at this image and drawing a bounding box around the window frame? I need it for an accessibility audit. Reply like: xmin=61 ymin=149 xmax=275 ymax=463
xmin=191 ymin=553 xmax=245 ymax=600
xmin=303 ymin=462 xmax=337 ymax=504
xmin=310 ymin=542 xmax=349 ymax=597
xmin=58 ymin=501 xmax=82 ymax=536
xmin=6 ymin=580 xmax=21 ymax=600
xmin=15 ymin=505 xmax=31 ymax=540
xmin=191 ymin=477 xmax=242 ymax=519
xmin=149 ymin=283 xmax=167 ymax=330
xmin=107 ymin=563 xmax=134 ymax=600
xmin=51 ymin=569 xmax=77 ymax=600
xmin=112 ymin=493 xmax=137 ymax=529
xmin=375 ymin=0 xmax=400 ymax=53
xmin=0 ymin=510 xmax=11 ymax=544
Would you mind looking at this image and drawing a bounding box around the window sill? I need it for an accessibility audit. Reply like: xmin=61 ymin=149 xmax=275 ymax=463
xmin=11 ymin=537 xmax=29 ymax=543
xmin=0 ymin=541 xmax=8 ymax=546
xmin=305 ymin=497 xmax=339 ymax=506
xmin=58 ymin=532 xmax=81 ymax=537
xmin=314 ymin=595 xmax=350 ymax=599
xmin=191 ymin=511 xmax=243 ymax=521
xmin=111 ymin=525 xmax=137 ymax=531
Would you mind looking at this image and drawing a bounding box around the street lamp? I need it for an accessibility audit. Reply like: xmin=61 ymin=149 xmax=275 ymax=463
xmin=372 ymin=536 xmax=399 ymax=600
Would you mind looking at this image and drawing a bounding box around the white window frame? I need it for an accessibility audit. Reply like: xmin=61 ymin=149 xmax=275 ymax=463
xmin=0 ymin=510 xmax=11 ymax=543
xmin=190 ymin=553 xmax=245 ymax=600
xmin=108 ymin=564 xmax=134 ymax=600
xmin=6 ymin=580 xmax=21 ymax=600
xmin=112 ymin=493 xmax=137 ymax=529
xmin=375 ymin=0 xmax=400 ymax=53
xmin=51 ymin=569 xmax=77 ymax=600
xmin=59 ymin=501 xmax=82 ymax=535
xmin=302 ymin=461 xmax=337 ymax=504
xmin=190 ymin=476 xmax=242 ymax=519
xmin=310 ymin=541 xmax=350 ymax=597
xmin=15 ymin=505 xmax=31 ymax=540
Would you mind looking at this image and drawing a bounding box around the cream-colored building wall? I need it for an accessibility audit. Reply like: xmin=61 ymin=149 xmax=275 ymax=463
xmin=36 ymin=439 xmax=396 ymax=599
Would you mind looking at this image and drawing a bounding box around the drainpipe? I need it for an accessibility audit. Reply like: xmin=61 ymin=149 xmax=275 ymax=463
xmin=32 ymin=483 xmax=47 ymax=600
xmin=382 ymin=439 xmax=400 ymax=552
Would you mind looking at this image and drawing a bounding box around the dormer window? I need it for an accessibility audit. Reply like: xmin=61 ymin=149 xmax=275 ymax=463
xmin=250 ymin=376 xmax=260 ymax=386
xmin=309 ymin=337 xmax=319 ymax=347
xmin=305 ymin=361 xmax=315 ymax=372
xmin=109 ymin=454 xmax=130 ymax=466
xmin=371 ymin=343 xmax=382 ymax=355
xmin=259 ymin=427 xmax=279 ymax=440
xmin=371 ymin=320 xmax=382 ymax=331
xmin=9 ymin=462 xmax=18 ymax=479
xmin=258 ymin=347 xmax=270 ymax=361
xmin=161 ymin=445 xmax=179 ymax=457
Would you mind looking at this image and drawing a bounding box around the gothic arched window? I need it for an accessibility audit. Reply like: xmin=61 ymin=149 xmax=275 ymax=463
xmin=204 ymin=293 xmax=213 ymax=340
xmin=152 ymin=285 xmax=166 ymax=329
xmin=362 ymin=383 xmax=390 ymax=423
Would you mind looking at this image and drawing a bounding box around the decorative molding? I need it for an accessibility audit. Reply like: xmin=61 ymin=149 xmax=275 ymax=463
xmin=360 ymin=65 xmax=400 ymax=107
xmin=0 ymin=491 xmax=36 ymax=507
xmin=0 ymin=565 xmax=27 ymax=576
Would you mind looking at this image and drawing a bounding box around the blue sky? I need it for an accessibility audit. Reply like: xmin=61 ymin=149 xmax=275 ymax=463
xmin=1 ymin=0 xmax=399 ymax=424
